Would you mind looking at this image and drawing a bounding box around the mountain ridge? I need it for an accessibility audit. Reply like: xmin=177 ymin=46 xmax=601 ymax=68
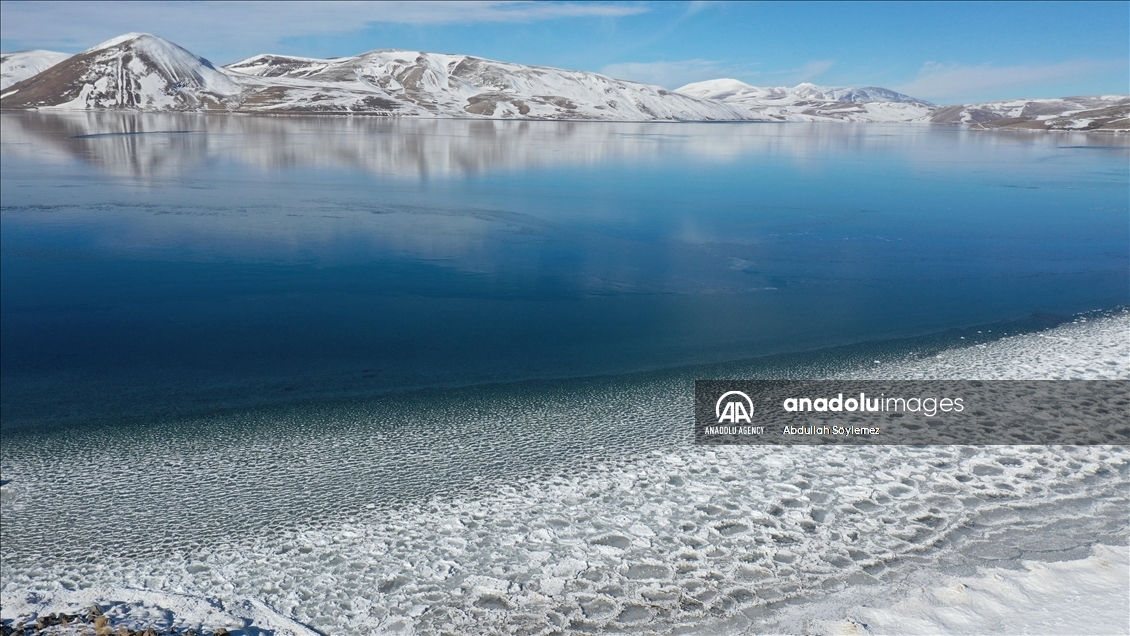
xmin=2 ymin=34 xmax=1126 ymax=129
xmin=675 ymin=77 xmax=935 ymax=123
xmin=1 ymin=49 xmax=73 ymax=90
xmin=0 ymin=33 xmax=240 ymax=110
xmin=0 ymin=33 xmax=753 ymax=121
xmin=676 ymin=78 xmax=932 ymax=106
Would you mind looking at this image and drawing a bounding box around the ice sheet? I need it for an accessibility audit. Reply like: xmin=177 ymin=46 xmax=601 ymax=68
xmin=2 ymin=313 xmax=1127 ymax=635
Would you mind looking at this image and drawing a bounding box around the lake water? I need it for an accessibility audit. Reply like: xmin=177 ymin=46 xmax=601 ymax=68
xmin=2 ymin=113 xmax=1127 ymax=429
xmin=1 ymin=113 xmax=1128 ymax=635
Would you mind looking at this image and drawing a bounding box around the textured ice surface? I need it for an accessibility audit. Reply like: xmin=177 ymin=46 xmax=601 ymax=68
xmin=4 ymin=445 xmax=1125 ymax=635
xmin=0 ymin=587 xmax=318 ymax=635
xmin=2 ymin=314 xmax=1128 ymax=634
xmin=848 ymin=312 xmax=1130 ymax=381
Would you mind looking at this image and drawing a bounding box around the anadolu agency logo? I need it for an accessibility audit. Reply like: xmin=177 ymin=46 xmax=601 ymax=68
xmin=715 ymin=391 xmax=754 ymax=424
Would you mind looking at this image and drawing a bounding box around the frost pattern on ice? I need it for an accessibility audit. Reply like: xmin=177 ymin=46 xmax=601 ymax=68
xmin=2 ymin=315 xmax=1127 ymax=634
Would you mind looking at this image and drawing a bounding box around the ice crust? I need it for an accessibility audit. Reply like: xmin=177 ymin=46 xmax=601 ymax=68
xmin=849 ymin=313 xmax=1130 ymax=381
xmin=0 ymin=587 xmax=318 ymax=635
xmin=2 ymin=314 xmax=1127 ymax=634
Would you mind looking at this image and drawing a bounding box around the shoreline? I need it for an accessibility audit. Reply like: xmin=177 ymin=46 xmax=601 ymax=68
xmin=3 ymin=307 xmax=1124 ymax=435
xmin=3 ymin=108 xmax=1129 ymax=132
xmin=3 ymin=311 xmax=1127 ymax=635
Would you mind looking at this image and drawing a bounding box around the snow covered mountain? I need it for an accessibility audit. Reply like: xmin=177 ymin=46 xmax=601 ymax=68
xmin=927 ymin=95 xmax=1129 ymax=131
xmin=1 ymin=50 xmax=71 ymax=90
xmin=679 ymin=79 xmax=928 ymax=105
xmin=676 ymin=78 xmax=934 ymax=122
xmin=0 ymin=33 xmax=240 ymax=110
xmin=4 ymin=34 xmax=1124 ymax=129
xmin=1 ymin=33 xmax=753 ymax=121
xmin=223 ymin=50 xmax=754 ymax=120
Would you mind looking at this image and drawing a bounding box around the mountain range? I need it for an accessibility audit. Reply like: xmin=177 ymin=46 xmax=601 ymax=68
xmin=2 ymin=33 xmax=1127 ymax=130
xmin=676 ymin=78 xmax=935 ymax=123
xmin=0 ymin=34 xmax=748 ymax=121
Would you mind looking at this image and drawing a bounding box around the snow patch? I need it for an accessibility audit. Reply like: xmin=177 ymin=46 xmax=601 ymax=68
xmin=0 ymin=587 xmax=319 ymax=635
xmin=88 ymin=32 xmax=151 ymax=52
xmin=0 ymin=49 xmax=72 ymax=89
xmin=676 ymin=78 xmax=934 ymax=123
xmin=816 ymin=545 xmax=1130 ymax=636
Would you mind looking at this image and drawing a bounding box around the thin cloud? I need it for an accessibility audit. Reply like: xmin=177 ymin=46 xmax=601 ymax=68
xmin=896 ymin=59 xmax=1127 ymax=102
xmin=600 ymin=59 xmax=757 ymax=89
xmin=683 ymin=1 xmax=721 ymax=18
xmin=0 ymin=1 xmax=647 ymax=58
xmin=763 ymin=59 xmax=835 ymax=85
xmin=794 ymin=59 xmax=834 ymax=83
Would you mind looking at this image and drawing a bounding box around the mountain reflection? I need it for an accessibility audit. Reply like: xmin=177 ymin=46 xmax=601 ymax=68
xmin=5 ymin=111 xmax=1117 ymax=180
xmin=2 ymin=112 xmax=1126 ymax=428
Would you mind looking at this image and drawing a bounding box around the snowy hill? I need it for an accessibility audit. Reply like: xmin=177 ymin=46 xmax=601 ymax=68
xmin=0 ymin=35 xmax=756 ymax=121
xmin=676 ymin=78 xmax=934 ymax=122
xmin=227 ymin=49 xmax=756 ymax=120
xmin=928 ymin=95 xmax=1129 ymax=131
xmin=0 ymin=33 xmax=240 ymax=110
xmin=1 ymin=33 xmax=753 ymax=121
xmin=680 ymin=79 xmax=927 ymax=105
xmin=1 ymin=50 xmax=71 ymax=90
xmin=3 ymin=34 xmax=1124 ymax=128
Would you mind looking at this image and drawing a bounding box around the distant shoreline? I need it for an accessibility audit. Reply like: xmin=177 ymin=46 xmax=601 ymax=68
xmin=8 ymin=109 xmax=1130 ymax=133
xmin=3 ymin=108 xmax=1127 ymax=132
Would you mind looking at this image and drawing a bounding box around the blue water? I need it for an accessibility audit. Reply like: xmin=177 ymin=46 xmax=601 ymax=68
xmin=1 ymin=113 xmax=1127 ymax=428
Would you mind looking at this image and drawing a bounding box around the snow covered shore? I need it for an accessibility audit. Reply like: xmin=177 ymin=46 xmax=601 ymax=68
xmin=2 ymin=313 xmax=1127 ymax=635
xmin=815 ymin=544 xmax=1129 ymax=636
xmin=0 ymin=588 xmax=317 ymax=635
xmin=847 ymin=312 xmax=1129 ymax=381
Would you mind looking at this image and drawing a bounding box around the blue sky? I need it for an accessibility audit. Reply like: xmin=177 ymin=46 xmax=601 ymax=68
xmin=1 ymin=1 xmax=1126 ymax=103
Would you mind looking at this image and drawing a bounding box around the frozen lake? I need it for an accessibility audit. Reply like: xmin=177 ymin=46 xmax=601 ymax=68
xmin=1 ymin=113 xmax=1127 ymax=428
xmin=1 ymin=113 xmax=1127 ymax=634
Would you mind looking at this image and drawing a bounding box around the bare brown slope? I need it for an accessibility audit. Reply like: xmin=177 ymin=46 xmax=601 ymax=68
xmin=0 ymin=48 xmax=104 ymax=109
xmin=972 ymin=102 xmax=1130 ymax=131
xmin=2 ymin=36 xmax=239 ymax=111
